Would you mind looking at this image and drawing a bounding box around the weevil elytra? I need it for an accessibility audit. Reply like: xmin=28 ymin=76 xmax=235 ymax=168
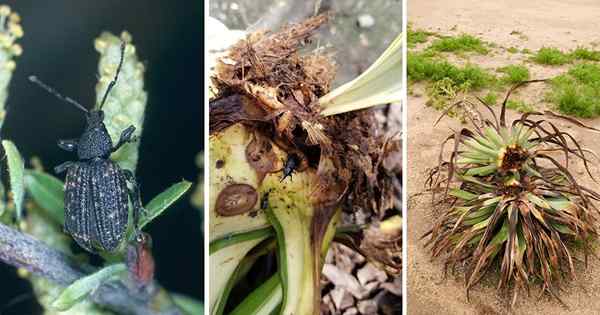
xmin=280 ymin=153 xmax=300 ymax=182
xmin=29 ymin=42 xmax=144 ymax=252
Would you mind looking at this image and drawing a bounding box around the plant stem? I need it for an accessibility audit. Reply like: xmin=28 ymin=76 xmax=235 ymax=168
xmin=0 ymin=222 xmax=182 ymax=315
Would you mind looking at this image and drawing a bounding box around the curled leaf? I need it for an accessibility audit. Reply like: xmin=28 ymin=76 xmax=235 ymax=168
xmin=52 ymin=264 xmax=126 ymax=311
xmin=139 ymin=180 xmax=192 ymax=229
xmin=2 ymin=140 xmax=25 ymax=220
xmin=24 ymin=170 xmax=65 ymax=224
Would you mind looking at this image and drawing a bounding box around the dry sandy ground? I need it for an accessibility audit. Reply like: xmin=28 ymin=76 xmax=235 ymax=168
xmin=408 ymin=1 xmax=600 ymax=314
xmin=410 ymin=0 xmax=600 ymax=51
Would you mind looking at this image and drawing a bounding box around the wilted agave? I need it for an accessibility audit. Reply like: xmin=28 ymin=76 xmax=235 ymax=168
xmin=424 ymin=80 xmax=600 ymax=304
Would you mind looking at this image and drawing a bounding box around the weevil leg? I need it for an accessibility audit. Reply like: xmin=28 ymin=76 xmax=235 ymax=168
xmin=112 ymin=125 xmax=137 ymax=152
xmin=57 ymin=139 xmax=78 ymax=152
xmin=123 ymin=169 xmax=146 ymax=233
xmin=54 ymin=161 xmax=76 ymax=174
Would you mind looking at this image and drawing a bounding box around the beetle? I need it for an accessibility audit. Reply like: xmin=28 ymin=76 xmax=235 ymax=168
xmin=29 ymin=42 xmax=144 ymax=252
xmin=280 ymin=153 xmax=300 ymax=182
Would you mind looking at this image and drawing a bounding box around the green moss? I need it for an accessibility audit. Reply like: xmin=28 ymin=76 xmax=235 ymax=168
xmin=429 ymin=34 xmax=488 ymax=54
xmin=547 ymin=63 xmax=600 ymax=117
xmin=533 ymin=47 xmax=571 ymax=65
xmin=506 ymin=99 xmax=534 ymax=113
xmin=408 ymin=52 xmax=495 ymax=90
xmin=408 ymin=27 xmax=433 ymax=48
xmin=498 ymin=64 xmax=530 ymax=84
xmin=507 ymin=47 xmax=519 ymax=54
xmin=482 ymin=92 xmax=498 ymax=106
xmin=409 ymin=52 xmax=496 ymax=111
xmin=570 ymin=47 xmax=600 ymax=61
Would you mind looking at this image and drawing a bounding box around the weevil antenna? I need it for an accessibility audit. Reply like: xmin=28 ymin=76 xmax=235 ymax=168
xmin=28 ymin=75 xmax=89 ymax=113
xmin=99 ymin=41 xmax=125 ymax=110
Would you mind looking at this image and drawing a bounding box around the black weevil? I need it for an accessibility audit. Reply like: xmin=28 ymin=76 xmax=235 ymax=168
xmin=280 ymin=153 xmax=300 ymax=182
xmin=29 ymin=42 xmax=144 ymax=252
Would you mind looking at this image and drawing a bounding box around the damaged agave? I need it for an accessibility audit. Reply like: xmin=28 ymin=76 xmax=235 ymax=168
xmin=209 ymin=15 xmax=402 ymax=315
xmin=424 ymin=80 xmax=600 ymax=306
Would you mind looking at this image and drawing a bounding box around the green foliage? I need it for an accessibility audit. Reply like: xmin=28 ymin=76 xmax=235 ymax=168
xmin=482 ymin=92 xmax=498 ymax=106
xmin=52 ymin=264 xmax=126 ymax=311
xmin=25 ymin=170 xmax=64 ymax=224
xmin=140 ymin=180 xmax=192 ymax=229
xmin=429 ymin=34 xmax=488 ymax=54
xmin=507 ymin=47 xmax=518 ymax=54
xmin=172 ymin=294 xmax=205 ymax=315
xmin=2 ymin=140 xmax=24 ymax=220
xmin=532 ymin=47 xmax=571 ymax=65
xmin=498 ymin=64 xmax=530 ymax=84
xmin=408 ymin=52 xmax=495 ymax=89
xmin=547 ymin=63 xmax=600 ymax=117
xmin=570 ymin=47 xmax=600 ymax=61
xmin=407 ymin=27 xmax=433 ymax=48
xmin=506 ymin=99 xmax=534 ymax=113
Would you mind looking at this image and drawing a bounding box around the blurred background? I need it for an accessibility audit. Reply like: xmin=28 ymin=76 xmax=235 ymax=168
xmin=0 ymin=1 xmax=203 ymax=314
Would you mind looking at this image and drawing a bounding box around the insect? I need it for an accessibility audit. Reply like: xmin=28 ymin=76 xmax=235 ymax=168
xmin=280 ymin=153 xmax=300 ymax=182
xmin=29 ymin=42 xmax=144 ymax=252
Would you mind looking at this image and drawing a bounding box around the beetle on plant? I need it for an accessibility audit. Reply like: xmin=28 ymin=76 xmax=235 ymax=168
xmin=29 ymin=42 xmax=144 ymax=253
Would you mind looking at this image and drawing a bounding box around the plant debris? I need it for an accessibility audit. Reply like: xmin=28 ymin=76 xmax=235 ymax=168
xmin=210 ymin=14 xmax=402 ymax=272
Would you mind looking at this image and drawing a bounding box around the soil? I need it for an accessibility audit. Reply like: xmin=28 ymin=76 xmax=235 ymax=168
xmin=408 ymin=1 xmax=600 ymax=314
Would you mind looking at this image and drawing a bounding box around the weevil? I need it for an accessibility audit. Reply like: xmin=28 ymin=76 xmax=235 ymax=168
xmin=29 ymin=42 xmax=144 ymax=252
xmin=280 ymin=153 xmax=300 ymax=182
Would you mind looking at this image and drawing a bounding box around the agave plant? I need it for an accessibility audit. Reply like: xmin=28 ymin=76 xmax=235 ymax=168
xmin=424 ymin=80 xmax=600 ymax=305
xmin=209 ymin=16 xmax=402 ymax=315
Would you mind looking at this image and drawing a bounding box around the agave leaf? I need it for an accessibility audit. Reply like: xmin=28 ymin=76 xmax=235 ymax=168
xmin=262 ymin=174 xmax=316 ymax=315
xmin=474 ymin=134 xmax=499 ymax=150
xmin=139 ymin=180 xmax=192 ymax=229
xmin=483 ymin=126 xmax=505 ymax=148
xmin=463 ymin=138 xmax=499 ymax=157
xmin=209 ymin=227 xmax=274 ymax=254
xmin=456 ymin=157 xmax=490 ymax=165
xmin=52 ymin=264 xmax=126 ymax=311
xmin=24 ymin=170 xmax=65 ymax=225
xmin=229 ymin=274 xmax=282 ymax=315
xmin=526 ymin=193 xmax=551 ymax=210
xmin=319 ymin=32 xmax=402 ymax=116
xmin=210 ymin=236 xmax=268 ymax=313
xmin=449 ymin=188 xmax=477 ymax=200
xmin=551 ymin=223 xmax=574 ymax=235
xmin=464 ymin=164 xmax=497 ymax=176
xmin=2 ymin=140 xmax=25 ymax=220
xmin=472 ymin=217 xmax=492 ymax=230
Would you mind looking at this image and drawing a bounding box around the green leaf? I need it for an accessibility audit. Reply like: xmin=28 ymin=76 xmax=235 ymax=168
xmin=2 ymin=140 xmax=25 ymax=220
xmin=449 ymin=188 xmax=477 ymax=200
xmin=52 ymin=263 xmax=126 ymax=311
xmin=490 ymin=220 xmax=509 ymax=245
xmin=527 ymin=193 xmax=551 ymax=209
xmin=464 ymin=164 xmax=497 ymax=176
xmin=209 ymin=227 xmax=274 ymax=254
xmin=172 ymin=293 xmax=204 ymax=315
xmin=230 ymin=274 xmax=282 ymax=315
xmin=139 ymin=180 xmax=192 ymax=229
xmin=24 ymin=170 xmax=65 ymax=224
xmin=319 ymin=32 xmax=402 ymax=116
